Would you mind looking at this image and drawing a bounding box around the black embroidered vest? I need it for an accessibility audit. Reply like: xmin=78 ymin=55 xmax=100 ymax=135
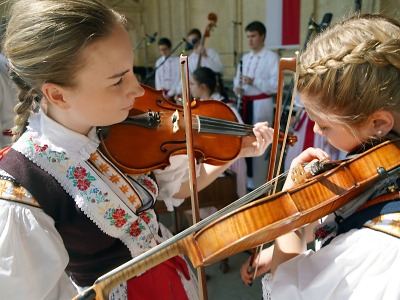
xmin=0 ymin=148 xmax=132 ymax=287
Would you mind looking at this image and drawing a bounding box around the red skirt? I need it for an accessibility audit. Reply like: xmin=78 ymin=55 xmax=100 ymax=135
xmin=127 ymin=256 xmax=190 ymax=300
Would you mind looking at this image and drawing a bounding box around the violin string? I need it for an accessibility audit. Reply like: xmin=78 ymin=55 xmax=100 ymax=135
xmin=98 ymin=169 xmax=290 ymax=282
xmin=196 ymin=116 xmax=254 ymax=135
xmin=198 ymin=116 xmax=254 ymax=130
xmin=178 ymin=169 xmax=290 ymax=238
xmin=202 ymin=170 xmax=290 ymax=221
xmin=157 ymin=114 xmax=255 ymax=135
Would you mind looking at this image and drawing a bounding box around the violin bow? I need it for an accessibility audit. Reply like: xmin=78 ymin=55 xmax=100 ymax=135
xmin=249 ymin=52 xmax=300 ymax=284
xmin=179 ymin=54 xmax=209 ymax=300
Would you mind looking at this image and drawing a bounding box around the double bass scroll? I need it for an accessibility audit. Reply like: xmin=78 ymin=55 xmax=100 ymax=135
xmin=196 ymin=13 xmax=218 ymax=69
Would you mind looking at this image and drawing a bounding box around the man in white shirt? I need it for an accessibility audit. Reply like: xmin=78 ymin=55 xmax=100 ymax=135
xmin=154 ymin=37 xmax=180 ymax=100
xmin=186 ymin=28 xmax=223 ymax=75
xmin=233 ymin=21 xmax=279 ymax=190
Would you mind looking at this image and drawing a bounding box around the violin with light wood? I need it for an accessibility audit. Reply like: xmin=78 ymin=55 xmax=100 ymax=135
xmin=74 ymin=137 xmax=400 ymax=300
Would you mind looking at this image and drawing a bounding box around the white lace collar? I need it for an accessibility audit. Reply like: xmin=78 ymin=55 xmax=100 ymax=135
xmin=27 ymin=110 xmax=99 ymax=160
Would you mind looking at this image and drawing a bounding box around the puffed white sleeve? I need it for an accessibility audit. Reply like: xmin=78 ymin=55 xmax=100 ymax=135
xmin=153 ymin=155 xmax=201 ymax=211
xmin=0 ymin=200 xmax=77 ymax=300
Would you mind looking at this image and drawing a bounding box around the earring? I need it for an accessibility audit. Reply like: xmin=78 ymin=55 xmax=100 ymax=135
xmin=377 ymin=130 xmax=383 ymax=136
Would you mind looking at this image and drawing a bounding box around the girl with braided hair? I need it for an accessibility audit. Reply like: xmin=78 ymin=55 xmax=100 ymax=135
xmin=261 ymin=14 xmax=400 ymax=299
xmin=0 ymin=0 xmax=273 ymax=299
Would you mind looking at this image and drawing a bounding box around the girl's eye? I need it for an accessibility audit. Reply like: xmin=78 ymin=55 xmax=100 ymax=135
xmin=114 ymin=77 xmax=123 ymax=86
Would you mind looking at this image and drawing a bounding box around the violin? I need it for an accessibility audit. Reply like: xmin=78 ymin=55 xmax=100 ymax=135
xmin=99 ymin=84 xmax=297 ymax=174
xmin=74 ymin=138 xmax=400 ymax=300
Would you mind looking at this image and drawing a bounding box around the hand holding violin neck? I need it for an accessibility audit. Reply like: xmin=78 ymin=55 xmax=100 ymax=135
xmin=291 ymin=158 xmax=337 ymax=185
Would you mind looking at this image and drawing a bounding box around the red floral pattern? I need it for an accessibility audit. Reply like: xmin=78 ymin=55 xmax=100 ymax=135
xmin=140 ymin=212 xmax=151 ymax=224
xmin=76 ymin=178 xmax=91 ymax=191
xmin=129 ymin=220 xmax=142 ymax=237
xmin=74 ymin=166 xmax=87 ymax=180
xmin=34 ymin=144 xmax=48 ymax=152
xmin=314 ymin=225 xmax=335 ymax=241
xmin=27 ymin=137 xmax=161 ymax=251
xmin=142 ymin=178 xmax=157 ymax=195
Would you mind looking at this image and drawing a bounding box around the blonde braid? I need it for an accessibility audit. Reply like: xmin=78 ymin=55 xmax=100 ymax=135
xmin=8 ymin=69 xmax=40 ymax=142
xmin=3 ymin=0 xmax=126 ymax=142
xmin=297 ymin=14 xmax=400 ymax=126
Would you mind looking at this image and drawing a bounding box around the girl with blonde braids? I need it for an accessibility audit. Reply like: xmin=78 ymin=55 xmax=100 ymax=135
xmin=262 ymin=14 xmax=400 ymax=299
xmin=0 ymin=0 xmax=273 ymax=299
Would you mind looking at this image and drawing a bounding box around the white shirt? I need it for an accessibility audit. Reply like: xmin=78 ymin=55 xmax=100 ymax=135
xmin=233 ymin=46 xmax=279 ymax=97
xmin=154 ymin=55 xmax=180 ymax=97
xmin=263 ymin=227 xmax=400 ymax=299
xmin=188 ymin=47 xmax=223 ymax=74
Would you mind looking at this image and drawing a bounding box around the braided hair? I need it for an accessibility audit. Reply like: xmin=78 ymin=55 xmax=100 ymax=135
xmin=297 ymin=14 xmax=400 ymax=127
xmin=3 ymin=0 xmax=127 ymax=142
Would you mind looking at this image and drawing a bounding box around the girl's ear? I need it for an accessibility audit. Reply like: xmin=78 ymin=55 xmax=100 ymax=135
xmin=370 ymin=109 xmax=394 ymax=137
xmin=41 ymin=83 xmax=70 ymax=110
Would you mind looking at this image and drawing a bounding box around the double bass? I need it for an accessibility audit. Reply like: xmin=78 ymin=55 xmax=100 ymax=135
xmin=196 ymin=13 xmax=218 ymax=69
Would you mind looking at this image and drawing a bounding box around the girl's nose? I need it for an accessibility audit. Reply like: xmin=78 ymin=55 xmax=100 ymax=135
xmin=130 ymin=72 xmax=145 ymax=97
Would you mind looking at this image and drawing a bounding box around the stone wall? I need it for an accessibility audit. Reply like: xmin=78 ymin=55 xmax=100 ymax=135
xmin=0 ymin=0 xmax=398 ymax=80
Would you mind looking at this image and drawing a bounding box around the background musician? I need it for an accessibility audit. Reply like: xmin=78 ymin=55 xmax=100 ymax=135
xmin=154 ymin=37 xmax=180 ymax=101
xmin=186 ymin=28 xmax=223 ymax=75
xmin=233 ymin=21 xmax=279 ymax=190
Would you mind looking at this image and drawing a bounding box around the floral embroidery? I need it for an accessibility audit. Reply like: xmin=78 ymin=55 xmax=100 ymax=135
xmin=34 ymin=143 xmax=48 ymax=152
xmin=142 ymin=178 xmax=157 ymax=195
xmin=127 ymin=212 xmax=154 ymax=237
xmin=314 ymin=223 xmax=337 ymax=241
xmin=66 ymin=164 xmax=96 ymax=191
xmin=105 ymin=206 xmax=132 ymax=228
xmin=140 ymin=211 xmax=153 ymax=225
xmin=89 ymin=188 xmax=109 ymax=204
xmin=128 ymin=219 xmax=145 ymax=237
xmin=29 ymin=138 xmax=69 ymax=163
xmin=15 ymin=130 xmax=162 ymax=257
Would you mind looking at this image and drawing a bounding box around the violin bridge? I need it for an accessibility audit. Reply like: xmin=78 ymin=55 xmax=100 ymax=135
xmin=172 ymin=110 xmax=180 ymax=133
